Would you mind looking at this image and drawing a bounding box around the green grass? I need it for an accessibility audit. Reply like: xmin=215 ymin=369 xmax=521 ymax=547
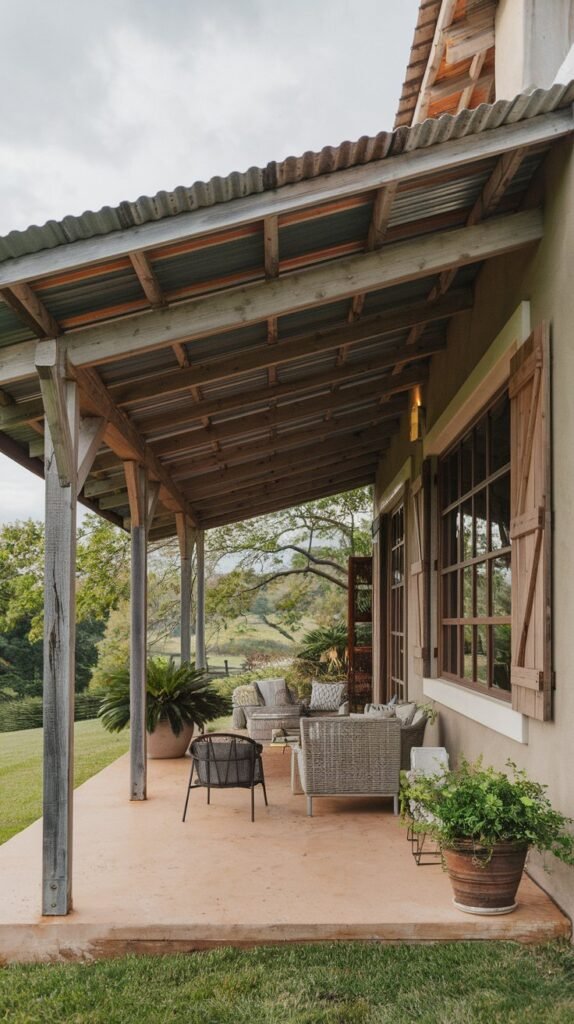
xmin=0 ymin=942 xmax=573 ymax=1023
xmin=0 ymin=719 xmax=129 ymax=845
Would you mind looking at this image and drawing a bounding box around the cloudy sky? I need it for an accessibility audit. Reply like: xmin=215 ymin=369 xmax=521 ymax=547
xmin=0 ymin=0 xmax=419 ymax=524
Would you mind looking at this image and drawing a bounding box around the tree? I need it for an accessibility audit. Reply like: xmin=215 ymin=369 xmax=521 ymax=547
xmin=206 ymin=487 xmax=373 ymax=637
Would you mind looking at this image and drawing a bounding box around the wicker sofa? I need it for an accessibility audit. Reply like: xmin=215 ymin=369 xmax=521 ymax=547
xmin=293 ymin=716 xmax=402 ymax=816
xmin=232 ymin=678 xmax=348 ymax=738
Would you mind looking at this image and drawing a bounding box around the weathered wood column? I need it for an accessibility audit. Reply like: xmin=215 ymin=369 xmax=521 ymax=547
xmin=195 ymin=528 xmax=206 ymax=670
xmin=176 ymin=513 xmax=195 ymax=664
xmin=36 ymin=340 xmax=106 ymax=915
xmin=124 ymin=463 xmax=153 ymax=801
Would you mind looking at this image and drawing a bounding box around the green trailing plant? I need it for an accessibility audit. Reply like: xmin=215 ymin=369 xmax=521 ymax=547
xmin=296 ymin=624 xmax=348 ymax=678
xmin=98 ymin=659 xmax=231 ymax=737
xmin=401 ymin=757 xmax=574 ymax=865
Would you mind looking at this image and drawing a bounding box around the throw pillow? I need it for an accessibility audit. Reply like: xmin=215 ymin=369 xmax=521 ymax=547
xmin=309 ymin=681 xmax=347 ymax=712
xmin=256 ymin=678 xmax=291 ymax=706
xmin=364 ymin=705 xmax=397 ymax=719
xmin=233 ymin=684 xmax=263 ymax=707
xmin=395 ymin=702 xmax=418 ymax=726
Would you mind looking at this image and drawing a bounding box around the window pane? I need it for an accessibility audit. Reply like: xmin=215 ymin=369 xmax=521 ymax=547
xmin=490 ymin=473 xmax=510 ymax=551
xmin=442 ymin=509 xmax=459 ymax=567
xmin=492 ymin=555 xmax=511 ymax=616
xmin=493 ymin=625 xmax=511 ymax=691
xmin=463 ymin=566 xmax=473 ymax=618
xmin=442 ymin=626 xmax=458 ymax=675
xmin=463 ymin=625 xmax=473 ymax=679
xmin=475 ymin=420 xmax=487 ymax=485
xmin=446 ymin=448 xmax=459 ymax=504
xmin=475 ymin=488 xmax=488 ymax=556
xmin=442 ymin=571 xmax=458 ymax=619
xmin=476 ymin=562 xmax=487 ymax=617
xmin=462 ymin=499 xmax=473 ymax=561
xmin=461 ymin=433 xmax=473 ymax=496
xmin=476 ymin=625 xmax=488 ymax=684
xmin=490 ymin=395 xmax=510 ymax=472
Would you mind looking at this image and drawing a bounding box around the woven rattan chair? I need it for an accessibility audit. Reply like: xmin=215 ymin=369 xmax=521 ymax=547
xmin=182 ymin=733 xmax=268 ymax=823
xmin=295 ymin=717 xmax=401 ymax=816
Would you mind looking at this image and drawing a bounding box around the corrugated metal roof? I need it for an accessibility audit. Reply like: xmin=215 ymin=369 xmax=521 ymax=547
xmin=0 ymin=83 xmax=573 ymax=266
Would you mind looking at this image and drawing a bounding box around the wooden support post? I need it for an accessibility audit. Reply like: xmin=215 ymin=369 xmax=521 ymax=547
xmin=124 ymin=462 xmax=148 ymax=801
xmin=41 ymin=400 xmax=77 ymax=916
xmin=36 ymin=339 xmax=107 ymax=917
xmin=195 ymin=528 xmax=206 ymax=671
xmin=176 ymin=513 xmax=195 ymax=664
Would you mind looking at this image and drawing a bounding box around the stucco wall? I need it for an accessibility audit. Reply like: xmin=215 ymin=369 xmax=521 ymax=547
xmin=374 ymin=139 xmax=574 ymax=921
xmin=495 ymin=0 xmax=574 ymax=99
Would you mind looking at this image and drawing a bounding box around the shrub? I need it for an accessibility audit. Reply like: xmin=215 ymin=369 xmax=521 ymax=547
xmin=0 ymin=691 xmax=106 ymax=733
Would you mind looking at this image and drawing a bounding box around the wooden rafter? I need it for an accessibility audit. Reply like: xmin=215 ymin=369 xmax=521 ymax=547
xmin=151 ymin=389 xmax=407 ymax=458
xmin=412 ymin=0 xmax=457 ymax=124
xmin=344 ymin=182 xmax=398 ymax=352
xmin=129 ymin=251 xmax=165 ymax=309
xmin=1 ymin=282 xmax=60 ymax=339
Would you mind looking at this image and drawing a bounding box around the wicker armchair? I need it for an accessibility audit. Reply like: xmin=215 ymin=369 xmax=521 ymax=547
xmin=294 ymin=717 xmax=402 ymax=816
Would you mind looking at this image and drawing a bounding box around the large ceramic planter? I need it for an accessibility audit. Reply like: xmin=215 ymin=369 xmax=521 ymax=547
xmin=147 ymin=721 xmax=194 ymax=759
xmin=443 ymin=840 xmax=528 ymax=915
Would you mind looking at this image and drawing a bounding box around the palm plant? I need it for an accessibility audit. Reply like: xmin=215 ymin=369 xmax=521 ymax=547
xmin=98 ymin=658 xmax=231 ymax=736
xmin=297 ymin=624 xmax=348 ymax=677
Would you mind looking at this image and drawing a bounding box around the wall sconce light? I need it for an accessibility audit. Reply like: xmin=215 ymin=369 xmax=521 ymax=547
xmin=409 ymin=387 xmax=425 ymax=442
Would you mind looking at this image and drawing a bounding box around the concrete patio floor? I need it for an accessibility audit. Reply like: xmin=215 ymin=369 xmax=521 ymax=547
xmin=0 ymin=745 xmax=569 ymax=962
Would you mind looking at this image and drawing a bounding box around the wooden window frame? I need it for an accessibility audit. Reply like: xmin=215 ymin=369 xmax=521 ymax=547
xmin=437 ymin=387 xmax=512 ymax=701
xmin=387 ymin=497 xmax=407 ymax=703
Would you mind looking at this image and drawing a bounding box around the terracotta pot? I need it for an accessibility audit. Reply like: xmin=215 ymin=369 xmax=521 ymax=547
xmin=442 ymin=840 xmax=528 ymax=915
xmin=147 ymin=721 xmax=194 ymax=759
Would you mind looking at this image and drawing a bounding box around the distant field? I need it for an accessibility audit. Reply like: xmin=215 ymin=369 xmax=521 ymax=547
xmin=0 ymin=720 xmax=129 ymax=845
xmin=157 ymin=612 xmax=319 ymax=668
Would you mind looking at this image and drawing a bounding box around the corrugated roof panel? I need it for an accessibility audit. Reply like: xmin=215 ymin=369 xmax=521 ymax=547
xmin=0 ymin=84 xmax=571 ymax=267
xmin=279 ymin=203 xmax=373 ymax=261
xmin=152 ymin=233 xmax=264 ymax=292
xmin=278 ymin=300 xmax=350 ymax=339
xmin=40 ymin=267 xmax=144 ymax=321
xmin=0 ymin=304 xmax=36 ymax=347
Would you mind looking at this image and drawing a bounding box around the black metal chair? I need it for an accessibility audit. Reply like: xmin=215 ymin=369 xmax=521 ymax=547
xmin=182 ymin=733 xmax=268 ymax=823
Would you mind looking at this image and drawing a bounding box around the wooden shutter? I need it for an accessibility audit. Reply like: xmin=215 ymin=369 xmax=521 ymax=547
xmin=410 ymin=460 xmax=431 ymax=678
xmin=509 ymin=323 xmax=552 ymax=720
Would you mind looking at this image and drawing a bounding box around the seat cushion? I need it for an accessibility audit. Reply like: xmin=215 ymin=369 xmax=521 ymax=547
xmin=256 ymin=678 xmax=291 ymax=706
xmin=308 ymin=681 xmax=347 ymax=712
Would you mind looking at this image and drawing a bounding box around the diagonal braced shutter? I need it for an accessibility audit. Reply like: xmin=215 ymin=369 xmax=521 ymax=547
xmin=509 ymin=323 xmax=552 ymax=720
xmin=410 ymin=459 xmax=431 ymax=678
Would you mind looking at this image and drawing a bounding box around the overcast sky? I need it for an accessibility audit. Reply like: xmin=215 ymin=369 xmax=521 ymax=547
xmin=0 ymin=0 xmax=419 ymax=525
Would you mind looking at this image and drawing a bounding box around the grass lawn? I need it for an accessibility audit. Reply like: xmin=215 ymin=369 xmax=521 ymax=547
xmin=0 ymin=941 xmax=573 ymax=1023
xmin=0 ymin=719 xmax=129 ymax=845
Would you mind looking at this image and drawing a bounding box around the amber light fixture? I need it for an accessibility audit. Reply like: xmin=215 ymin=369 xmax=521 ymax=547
xmin=409 ymin=386 xmax=425 ymax=442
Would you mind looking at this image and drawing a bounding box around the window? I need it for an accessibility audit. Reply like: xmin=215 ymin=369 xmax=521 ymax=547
xmin=438 ymin=392 xmax=511 ymax=698
xmin=388 ymin=502 xmax=406 ymax=702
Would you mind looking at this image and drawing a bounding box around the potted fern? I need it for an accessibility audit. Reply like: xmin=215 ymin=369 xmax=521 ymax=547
xmin=402 ymin=758 xmax=574 ymax=915
xmin=98 ymin=658 xmax=231 ymax=758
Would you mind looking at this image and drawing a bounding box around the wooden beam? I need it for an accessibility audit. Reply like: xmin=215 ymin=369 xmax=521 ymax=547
xmin=179 ymin=444 xmax=385 ymax=501
xmin=195 ymin=471 xmax=374 ymax=530
xmin=111 ymin=291 xmax=462 ymax=408
xmin=412 ymin=0 xmax=457 ymax=123
xmin=263 ymin=216 xmax=279 ymax=279
xmin=124 ymin=461 xmax=146 ymax=527
xmin=152 ymin=389 xmax=406 ymax=458
xmin=1 ymin=282 xmax=61 ymax=338
xmin=76 ymin=417 xmax=107 ymax=493
xmin=41 ymin=391 xmax=78 ymax=916
xmin=189 ymin=455 xmax=380 ymax=511
xmin=0 ymin=106 xmax=570 ymax=299
xmin=129 ymin=251 xmax=166 ymax=309
xmin=345 ymin=182 xmax=398 ymax=351
xmin=0 ymin=209 xmax=545 ymax=387
xmin=138 ymin=362 xmax=429 ymax=439
xmin=174 ymin=429 xmax=391 ymax=487
xmin=444 ymin=9 xmax=495 ymax=65
xmin=429 ymin=70 xmax=492 ymax=105
xmin=74 ymin=366 xmax=198 ymax=524
xmin=35 ymin=340 xmax=75 ymax=487
xmin=170 ymin=420 xmax=393 ymax=481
